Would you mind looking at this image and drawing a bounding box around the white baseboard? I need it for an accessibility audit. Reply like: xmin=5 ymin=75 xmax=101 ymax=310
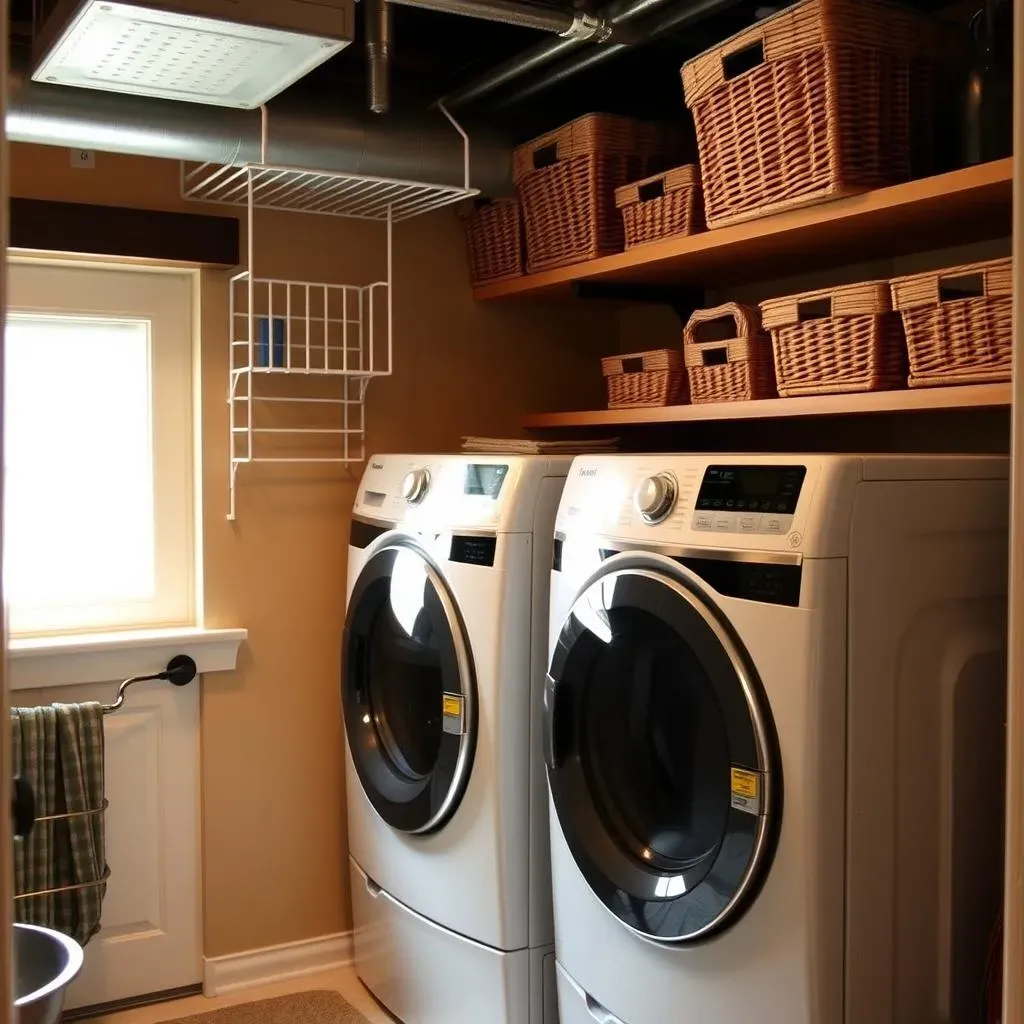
xmin=203 ymin=932 xmax=354 ymax=997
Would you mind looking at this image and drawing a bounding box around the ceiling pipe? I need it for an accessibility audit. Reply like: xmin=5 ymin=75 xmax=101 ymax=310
xmin=491 ymin=0 xmax=748 ymax=107
xmin=443 ymin=0 xmax=671 ymax=109
xmin=366 ymin=0 xmax=394 ymax=114
xmin=5 ymin=59 xmax=514 ymax=195
xmin=387 ymin=0 xmax=621 ymax=40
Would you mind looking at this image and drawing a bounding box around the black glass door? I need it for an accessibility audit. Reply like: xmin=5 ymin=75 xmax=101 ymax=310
xmin=343 ymin=540 xmax=476 ymax=834
xmin=545 ymin=565 xmax=780 ymax=942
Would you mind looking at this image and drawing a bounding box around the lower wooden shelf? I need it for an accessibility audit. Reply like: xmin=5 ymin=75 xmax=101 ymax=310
xmin=523 ymin=383 xmax=1012 ymax=428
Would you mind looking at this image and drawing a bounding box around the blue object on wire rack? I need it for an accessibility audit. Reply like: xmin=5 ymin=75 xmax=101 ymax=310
xmin=256 ymin=317 xmax=287 ymax=368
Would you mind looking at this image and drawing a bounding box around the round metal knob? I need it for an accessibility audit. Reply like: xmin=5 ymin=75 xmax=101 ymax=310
xmin=635 ymin=473 xmax=677 ymax=524
xmin=401 ymin=468 xmax=430 ymax=504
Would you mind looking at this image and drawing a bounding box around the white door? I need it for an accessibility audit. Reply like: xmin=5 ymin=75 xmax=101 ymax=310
xmin=12 ymin=676 xmax=201 ymax=1009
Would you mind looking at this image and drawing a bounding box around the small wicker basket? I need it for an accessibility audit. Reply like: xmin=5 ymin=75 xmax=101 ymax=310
xmin=684 ymin=303 xmax=776 ymax=403
xmin=890 ymin=257 xmax=1012 ymax=387
xmin=760 ymin=280 xmax=907 ymax=396
xmin=513 ymin=114 xmax=666 ymax=273
xmin=615 ymin=165 xmax=703 ymax=249
xmin=681 ymin=0 xmax=968 ymax=228
xmin=602 ymin=349 xmax=688 ymax=409
xmin=464 ymin=198 xmax=523 ymax=287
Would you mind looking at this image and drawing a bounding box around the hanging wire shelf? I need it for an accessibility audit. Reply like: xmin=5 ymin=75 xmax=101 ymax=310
xmin=182 ymin=163 xmax=476 ymax=221
xmin=192 ymin=104 xmax=478 ymax=520
xmin=180 ymin=103 xmax=479 ymax=220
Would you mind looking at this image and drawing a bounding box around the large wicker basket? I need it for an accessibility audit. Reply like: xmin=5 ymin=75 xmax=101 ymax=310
xmin=464 ymin=198 xmax=522 ymax=287
xmin=890 ymin=257 xmax=1012 ymax=387
xmin=615 ymin=165 xmax=703 ymax=249
xmin=684 ymin=303 xmax=776 ymax=403
xmin=602 ymin=349 xmax=688 ymax=409
xmin=760 ymin=280 xmax=907 ymax=396
xmin=513 ymin=114 xmax=665 ymax=273
xmin=681 ymin=0 xmax=967 ymax=228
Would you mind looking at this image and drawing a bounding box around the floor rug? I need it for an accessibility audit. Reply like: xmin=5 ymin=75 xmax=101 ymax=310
xmin=160 ymin=991 xmax=374 ymax=1024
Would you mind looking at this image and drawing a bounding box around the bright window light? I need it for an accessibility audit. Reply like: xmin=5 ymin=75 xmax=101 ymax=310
xmin=5 ymin=316 xmax=155 ymax=615
xmin=5 ymin=261 xmax=195 ymax=637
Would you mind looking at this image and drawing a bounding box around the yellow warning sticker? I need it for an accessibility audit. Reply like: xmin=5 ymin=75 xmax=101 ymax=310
xmin=442 ymin=695 xmax=464 ymax=719
xmin=731 ymin=768 xmax=759 ymax=800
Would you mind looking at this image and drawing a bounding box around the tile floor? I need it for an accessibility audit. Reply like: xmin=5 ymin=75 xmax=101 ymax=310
xmin=88 ymin=968 xmax=395 ymax=1024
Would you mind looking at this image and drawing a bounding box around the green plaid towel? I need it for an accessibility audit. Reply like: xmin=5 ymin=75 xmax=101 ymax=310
xmin=11 ymin=702 xmax=108 ymax=945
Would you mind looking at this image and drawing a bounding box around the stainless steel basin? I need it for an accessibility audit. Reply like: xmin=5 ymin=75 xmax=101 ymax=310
xmin=13 ymin=923 xmax=84 ymax=1024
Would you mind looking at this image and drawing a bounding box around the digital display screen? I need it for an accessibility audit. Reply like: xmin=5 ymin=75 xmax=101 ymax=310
xmin=464 ymin=464 xmax=509 ymax=498
xmin=697 ymin=465 xmax=807 ymax=515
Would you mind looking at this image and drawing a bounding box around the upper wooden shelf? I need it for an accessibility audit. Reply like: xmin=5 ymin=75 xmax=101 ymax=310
xmin=523 ymin=383 xmax=1011 ymax=429
xmin=475 ymin=159 xmax=1013 ymax=301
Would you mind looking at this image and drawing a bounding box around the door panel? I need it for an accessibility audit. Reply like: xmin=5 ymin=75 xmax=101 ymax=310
xmin=12 ymin=678 xmax=201 ymax=1009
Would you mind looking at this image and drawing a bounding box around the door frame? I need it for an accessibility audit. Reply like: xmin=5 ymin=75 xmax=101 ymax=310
xmin=1 ymin=0 xmax=12 ymax=1017
xmin=1005 ymin=0 xmax=1023 ymax=1016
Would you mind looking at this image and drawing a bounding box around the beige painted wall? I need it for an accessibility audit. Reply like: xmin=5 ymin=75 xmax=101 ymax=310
xmin=8 ymin=144 xmax=614 ymax=956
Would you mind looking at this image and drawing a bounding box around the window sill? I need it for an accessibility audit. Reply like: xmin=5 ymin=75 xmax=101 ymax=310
xmin=8 ymin=626 xmax=247 ymax=691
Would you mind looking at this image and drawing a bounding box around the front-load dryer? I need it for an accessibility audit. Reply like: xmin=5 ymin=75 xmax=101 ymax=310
xmin=546 ymin=454 xmax=1008 ymax=1024
xmin=343 ymin=453 xmax=571 ymax=1024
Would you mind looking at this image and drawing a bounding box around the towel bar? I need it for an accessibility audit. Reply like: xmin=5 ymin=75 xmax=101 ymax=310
xmin=12 ymin=654 xmax=199 ymax=904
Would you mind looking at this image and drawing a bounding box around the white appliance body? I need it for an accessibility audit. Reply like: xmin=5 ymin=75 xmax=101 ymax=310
xmin=344 ymin=454 xmax=570 ymax=1024
xmin=547 ymin=454 xmax=1008 ymax=1024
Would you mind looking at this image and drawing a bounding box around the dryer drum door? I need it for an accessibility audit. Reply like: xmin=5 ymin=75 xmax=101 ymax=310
xmin=545 ymin=566 xmax=780 ymax=943
xmin=343 ymin=540 xmax=476 ymax=835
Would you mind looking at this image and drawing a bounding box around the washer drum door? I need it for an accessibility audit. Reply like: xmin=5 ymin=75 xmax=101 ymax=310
xmin=545 ymin=562 xmax=781 ymax=943
xmin=343 ymin=537 xmax=476 ymax=835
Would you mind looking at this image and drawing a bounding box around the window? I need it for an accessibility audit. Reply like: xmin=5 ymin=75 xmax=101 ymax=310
xmin=4 ymin=262 xmax=196 ymax=636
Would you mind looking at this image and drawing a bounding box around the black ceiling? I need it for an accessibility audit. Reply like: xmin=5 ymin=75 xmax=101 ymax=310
xmin=9 ymin=0 xmax=969 ymax=146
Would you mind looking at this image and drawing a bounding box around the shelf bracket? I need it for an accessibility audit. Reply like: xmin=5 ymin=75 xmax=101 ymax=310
xmin=571 ymin=281 xmax=704 ymax=323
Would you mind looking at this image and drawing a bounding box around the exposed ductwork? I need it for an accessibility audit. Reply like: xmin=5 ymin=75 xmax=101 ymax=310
xmin=387 ymin=0 xmax=620 ymax=40
xmin=5 ymin=59 xmax=514 ymax=196
xmin=366 ymin=0 xmax=394 ymax=114
xmin=443 ymin=0 xmax=670 ymax=109
xmin=448 ymin=0 xmax=746 ymax=108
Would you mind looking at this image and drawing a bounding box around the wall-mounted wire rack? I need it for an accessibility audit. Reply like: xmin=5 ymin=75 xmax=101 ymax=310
xmin=180 ymin=105 xmax=479 ymax=520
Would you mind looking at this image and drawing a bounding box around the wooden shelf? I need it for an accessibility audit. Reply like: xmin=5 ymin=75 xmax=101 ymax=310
xmin=523 ymin=383 xmax=1012 ymax=429
xmin=476 ymin=160 xmax=1013 ymax=301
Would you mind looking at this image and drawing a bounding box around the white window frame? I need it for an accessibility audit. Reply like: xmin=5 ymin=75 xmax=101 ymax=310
xmin=5 ymin=259 xmax=196 ymax=637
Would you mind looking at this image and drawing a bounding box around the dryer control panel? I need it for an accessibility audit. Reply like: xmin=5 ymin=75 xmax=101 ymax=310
xmin=693 ymin=464 xmax=807 ymax=537
xmin=555 ymin=454 xmax=832 ymax=555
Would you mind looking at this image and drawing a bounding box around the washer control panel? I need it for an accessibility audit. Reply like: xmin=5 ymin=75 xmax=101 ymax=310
xmin=692 ymin=464 xmax=806 ymax=536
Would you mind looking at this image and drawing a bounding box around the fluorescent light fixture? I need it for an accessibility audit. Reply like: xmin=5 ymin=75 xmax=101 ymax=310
xmin=33 ymin=1 xmax=352 ymax=108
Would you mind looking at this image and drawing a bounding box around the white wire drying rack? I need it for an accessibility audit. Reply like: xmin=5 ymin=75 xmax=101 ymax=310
xmin=181 ymin=105 xmax=479 ymax=520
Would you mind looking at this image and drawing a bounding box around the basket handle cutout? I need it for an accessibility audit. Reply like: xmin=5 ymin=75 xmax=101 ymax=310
xmin=638 ymin=179 xmax=666 ymax=203
xmin=938 ymin=273 xmax=985 ymax=302
xmin=690 ymin=314 xmax=739 ymax=345
xmin=532 ymin=143 xmax=559 ymax=170
xmin=701 ymin=346 xmax=729 ymax=367
xmin=622 ymin=357 xmax=645 ymax=373
xmin=723 ymin=41 xmax=765 ymax=81
xmin=797 ymin=297 xmax=833 ymax=321
xmin=473 ymin=197 xmax=495 ymax=210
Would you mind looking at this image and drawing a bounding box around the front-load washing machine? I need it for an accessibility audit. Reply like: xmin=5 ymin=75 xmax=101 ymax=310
xmin=343 ymin=453 xmax=571 ymax=1024
xmin=546 ymin=454 xmax=1008 ymax=1024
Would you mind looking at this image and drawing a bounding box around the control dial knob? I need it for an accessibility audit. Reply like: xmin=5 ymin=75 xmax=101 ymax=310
xmin=635 ymin=473 xmax=677 ymax=524
xmin=401 ymin=468 xmax=431 ymax=504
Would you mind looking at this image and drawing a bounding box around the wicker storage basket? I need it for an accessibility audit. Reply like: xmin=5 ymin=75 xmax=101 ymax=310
xmin=681 ymin=0 xmax=967 ymax=228
xmin=464 ymin=198 xmax=522 ymax=287
xmin=760 ymin=281 xmax=907 ymax=396
xmin=684 ymin=303 xmax=775 ymax=403
xmin=513 ymin=114 xmax=665 ymax=273
xmin=602 ymin=349 xmax=688 ymax=409
xmin=890 ymin=257 xmax=1012 ymax=387
xmin=615 ymin=165 xmax=703 ymax=249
